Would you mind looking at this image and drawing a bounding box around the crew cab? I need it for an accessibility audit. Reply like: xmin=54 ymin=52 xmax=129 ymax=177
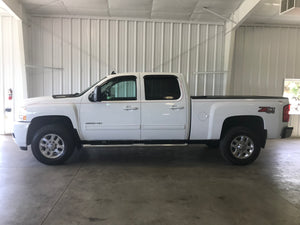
xmin=13 ymin=72 xmax=293 ymax=165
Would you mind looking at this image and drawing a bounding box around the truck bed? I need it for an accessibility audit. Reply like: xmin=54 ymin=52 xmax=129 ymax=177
xmin=190 ymin=95 xmax=288 ymax=140
xmin=191 ymin=96 xmax=287 ymax=100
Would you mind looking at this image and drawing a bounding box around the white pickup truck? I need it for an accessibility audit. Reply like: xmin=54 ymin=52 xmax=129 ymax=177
xmin=13 ymin=72 xmax=293 ymax=165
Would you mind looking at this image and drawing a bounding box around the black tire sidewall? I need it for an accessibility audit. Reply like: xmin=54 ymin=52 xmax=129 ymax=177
xmin=31 ymin=124 xmax=75 ymax=165
xmin=220 ymin=127 xmax=261 ymax=165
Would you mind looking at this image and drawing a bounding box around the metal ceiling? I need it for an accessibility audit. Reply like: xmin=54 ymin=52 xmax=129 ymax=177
xmin=246 ymin=0 xmax=300 ymax=25
xmin=17 ymin=0 xmax=300 ymax=25
xmin=19 ymin=0 xmax=244 ymax=23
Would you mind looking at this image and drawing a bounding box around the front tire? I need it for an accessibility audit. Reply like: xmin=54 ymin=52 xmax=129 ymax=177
xmin=220 ymin=127 xmax=261 ymax=165
xmin=31 ymin=124 xmax=75 ymax=165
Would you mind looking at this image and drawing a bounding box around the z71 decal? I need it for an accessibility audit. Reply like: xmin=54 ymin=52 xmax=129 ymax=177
xmin=258 ymin=106 xmax=275 ymax=114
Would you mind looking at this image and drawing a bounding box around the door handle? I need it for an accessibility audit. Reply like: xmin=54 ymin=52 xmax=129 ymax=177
xmin=170 ymin=105 xmax=184 ymax=110
xmin=123 ymin=106 xmax=139 ymax=111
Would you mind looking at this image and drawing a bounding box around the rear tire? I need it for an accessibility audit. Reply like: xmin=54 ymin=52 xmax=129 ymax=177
xmin=31 ymin=124 xmax=75 ymax=165
xmin=220 ymin=127 xmax=261 ymax=165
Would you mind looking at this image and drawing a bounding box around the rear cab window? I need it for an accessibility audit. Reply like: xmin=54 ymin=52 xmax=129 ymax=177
xmin=144 ymin=75 xmax=181 ymax=100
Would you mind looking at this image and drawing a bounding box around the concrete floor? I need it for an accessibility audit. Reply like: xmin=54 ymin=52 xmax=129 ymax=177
xmin=1 ymin=135 xmax=300 ymax=225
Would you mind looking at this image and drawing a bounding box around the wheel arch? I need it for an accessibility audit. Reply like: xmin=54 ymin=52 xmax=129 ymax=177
xmin=220 ymin=116 xmax=267 ymax=148
xmin=27 ymin=116 xmax=80 ymax=147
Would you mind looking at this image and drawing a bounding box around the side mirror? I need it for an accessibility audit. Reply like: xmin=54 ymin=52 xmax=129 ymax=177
xmin=92 ymin=86 xmax=101 ymax=102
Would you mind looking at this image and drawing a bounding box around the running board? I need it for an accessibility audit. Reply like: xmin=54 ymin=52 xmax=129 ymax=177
xmin=82 ymin=143 xmax=188 ymax=148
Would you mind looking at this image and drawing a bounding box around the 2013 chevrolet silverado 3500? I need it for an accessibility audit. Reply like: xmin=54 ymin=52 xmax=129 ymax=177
xmin=13 ymin=73 xmax=293 ymax=165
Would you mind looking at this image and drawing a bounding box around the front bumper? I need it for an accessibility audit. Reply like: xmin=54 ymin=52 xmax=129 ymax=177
xmin=281 ymin=126 xmax=293 ymax=138
xmin=13 ymin=121 xmax=30 ymax=150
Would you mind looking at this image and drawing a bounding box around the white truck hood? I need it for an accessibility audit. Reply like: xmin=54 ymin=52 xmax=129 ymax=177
xmin=18 ymin=95 xmax=82 ymax=123
xmin=23 ymin=96 xmax=54 ymax=107
xmin=22 ymin=95 xmax=80 ymax=107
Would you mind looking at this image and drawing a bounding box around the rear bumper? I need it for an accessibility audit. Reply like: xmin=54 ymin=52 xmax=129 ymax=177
xmin=13 ymin=121 xmax=30 ymax=150
xmin=281 ymin=126 xmax=293 ymax=138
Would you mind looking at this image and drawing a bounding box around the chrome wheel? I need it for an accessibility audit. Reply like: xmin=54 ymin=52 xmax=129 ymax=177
xmin=39 ymin=134 xmax=65 ymax=159
xmin=230 ymin=135 xmax=254 ymax=159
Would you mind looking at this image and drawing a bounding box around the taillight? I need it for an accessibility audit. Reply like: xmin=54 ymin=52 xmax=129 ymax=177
xmin=283 ymin=104 xmax=290 ymax=122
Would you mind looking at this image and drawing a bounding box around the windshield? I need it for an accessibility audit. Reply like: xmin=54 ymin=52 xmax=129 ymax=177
xmin=74 ymin=76 xmax=107 ymax=97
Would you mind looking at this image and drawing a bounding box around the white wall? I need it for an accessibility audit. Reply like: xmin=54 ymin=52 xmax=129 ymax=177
xmin=25 ymin=16 xmax=225 ymax=97
xmin=232 ymin=25 xmax=300 ymax=137
xmin=0 ymin=15 xmax=27 ymax=134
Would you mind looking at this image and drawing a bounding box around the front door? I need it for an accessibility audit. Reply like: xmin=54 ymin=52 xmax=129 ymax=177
xmin=80 ymin=75 xmax=140 ymax=141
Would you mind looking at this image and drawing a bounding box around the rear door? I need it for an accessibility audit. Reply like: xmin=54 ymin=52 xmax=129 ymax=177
xmin=140 ymin=74 xmax=188 ymax=140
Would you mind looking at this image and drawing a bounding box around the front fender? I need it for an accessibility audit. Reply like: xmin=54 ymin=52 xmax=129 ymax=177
xmin=26 ymin=103 xmax=79 ymax=130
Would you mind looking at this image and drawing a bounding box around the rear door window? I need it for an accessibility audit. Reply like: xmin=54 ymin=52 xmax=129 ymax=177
xmin=144 ymin=75 xmax=181 ymax=100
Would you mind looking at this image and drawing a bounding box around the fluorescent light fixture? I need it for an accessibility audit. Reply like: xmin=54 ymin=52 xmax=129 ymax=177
xmin=264 ymin=3 xmax=281 ymax=6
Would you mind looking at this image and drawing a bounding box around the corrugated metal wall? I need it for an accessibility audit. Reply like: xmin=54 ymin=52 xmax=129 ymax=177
xmin=232 ymin=25 xmax=300 ymax=137
xmin=25 ymin=16 xmax=225 ymax=97
xmin=0 ymin=15 xmax=27 ymax=134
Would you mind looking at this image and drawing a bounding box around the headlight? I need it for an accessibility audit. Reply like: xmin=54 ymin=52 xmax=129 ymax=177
xmin=18 ymin=107 xmax=27 ymax=121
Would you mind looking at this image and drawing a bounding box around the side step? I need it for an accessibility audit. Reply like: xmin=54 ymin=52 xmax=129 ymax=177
xmin=82 ymin=143 xmax=188 ymax=148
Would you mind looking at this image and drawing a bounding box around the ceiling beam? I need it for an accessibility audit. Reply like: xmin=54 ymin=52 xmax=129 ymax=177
xmin=224 ymin=0 xmax=261 ymax=95
xmin=202 ymin=7 xmax=237 ymax=24
xmin=150 ymin=0 xmax=155 ymax=19
xmin=1 ymin=0 xmax=27 ymax=21
xmin=189 ymin=0 xmax=201 ymax=21
xmin=226 ymin=0 xmax=262 ymax=31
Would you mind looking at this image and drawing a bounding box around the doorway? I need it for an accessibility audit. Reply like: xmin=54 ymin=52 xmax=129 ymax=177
xmin=0 ymin=5 xmax=27 ymax=134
